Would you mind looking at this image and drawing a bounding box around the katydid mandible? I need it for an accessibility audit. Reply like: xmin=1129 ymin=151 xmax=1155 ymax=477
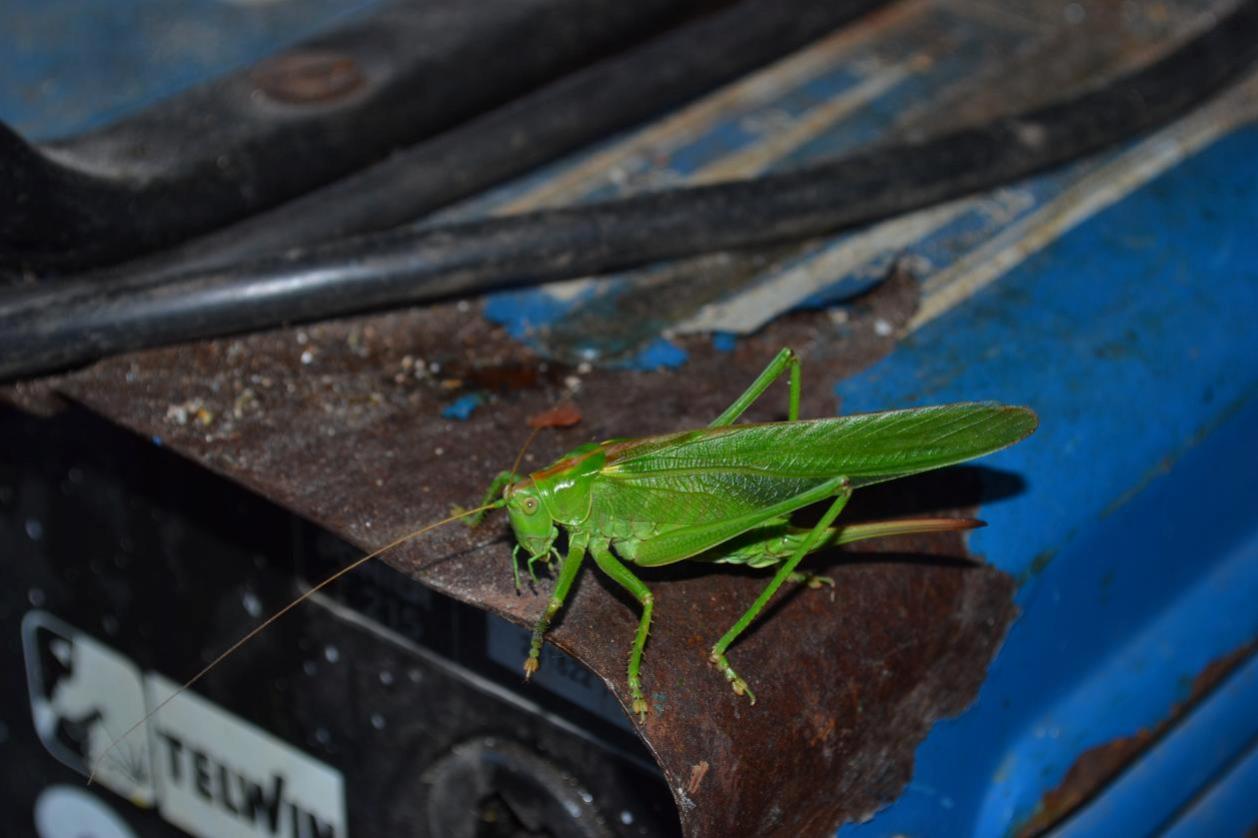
xmin=96 ymin=348 xmax=1034 ymax=778
xmin=468 ymin=347 xmax=1037 ymax=720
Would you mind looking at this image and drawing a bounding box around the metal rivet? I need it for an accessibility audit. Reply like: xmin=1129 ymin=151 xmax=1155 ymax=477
xmin=251 ymin=51 xmax=365 ymax=105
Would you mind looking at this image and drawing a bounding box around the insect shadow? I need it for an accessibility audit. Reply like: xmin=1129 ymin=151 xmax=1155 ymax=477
xmin=842 ymin=465 xmax=1028 ymax=522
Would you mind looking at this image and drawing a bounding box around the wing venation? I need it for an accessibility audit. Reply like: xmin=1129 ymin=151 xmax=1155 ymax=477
xmin=602 ymin=403 xmax=1036 ymax=488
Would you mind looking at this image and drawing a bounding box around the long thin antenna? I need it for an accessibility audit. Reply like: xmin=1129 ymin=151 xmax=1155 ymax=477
xmin=90 ymin=500 xmax=498 ymax=784
xmin=510 ymin=426 xmax=541 ymax=477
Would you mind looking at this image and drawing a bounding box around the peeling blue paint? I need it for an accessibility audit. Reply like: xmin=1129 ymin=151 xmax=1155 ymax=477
xmin=467 ymin=5 xmax=1036 ymax=369
xmin=781 ymin=12 xmax=1031 ymax=167
xmin=440 ymin=393 xmax=484 ymax=421
xmin=481 ymin=286 xmax=600 ymax=341
xmin=619 ymin=338 xmax=688 ymax=371
xmin=481 ymin=286 xmax=689 ymax=370
xmin=794 ymin=270 xmax=889 ymax=310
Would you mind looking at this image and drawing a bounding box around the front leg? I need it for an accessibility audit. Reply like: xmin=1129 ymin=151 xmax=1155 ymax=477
xmin=524 ymin=530 xmax=589 ymax=678
xmin=464 ymin=470 xmax=521 ymax=527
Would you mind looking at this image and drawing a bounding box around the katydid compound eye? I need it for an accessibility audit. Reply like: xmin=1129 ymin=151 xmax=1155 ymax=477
xmin=524 ymin=497 xmax=538 ymax=514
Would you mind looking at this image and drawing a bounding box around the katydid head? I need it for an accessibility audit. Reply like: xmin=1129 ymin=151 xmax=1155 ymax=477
xmin=504 ymin=480 xmax=558 ymax=562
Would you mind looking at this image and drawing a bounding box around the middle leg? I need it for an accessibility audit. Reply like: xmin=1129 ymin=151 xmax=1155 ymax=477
xmin=590 ymin=541 xmax=655 ymax=722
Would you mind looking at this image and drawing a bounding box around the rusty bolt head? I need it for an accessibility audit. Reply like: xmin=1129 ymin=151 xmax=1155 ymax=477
xmin=251 ymin=50 xmax=365 ymax=105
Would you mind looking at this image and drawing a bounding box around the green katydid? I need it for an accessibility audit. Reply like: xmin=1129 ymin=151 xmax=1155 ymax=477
xmin=466 ymin=347 xmax=1036 ymax=719
xmin=94 ymin=347 xmax=1034 ymax=778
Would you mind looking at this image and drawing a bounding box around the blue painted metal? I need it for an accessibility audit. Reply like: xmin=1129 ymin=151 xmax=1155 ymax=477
xmin=836 ymin=124 xmax=1258 ymax=835
xmin=6 ymin=0 xmax=1256 ymax=834
xmin=1161 ymin=732 xmax=1258 ymax=837
xmin=440 ymin=393 xmax=484 ymax=421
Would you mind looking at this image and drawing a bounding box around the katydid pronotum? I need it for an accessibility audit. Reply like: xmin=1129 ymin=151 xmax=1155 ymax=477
xmin=95 ymin=347 xmax=1034 ymax=778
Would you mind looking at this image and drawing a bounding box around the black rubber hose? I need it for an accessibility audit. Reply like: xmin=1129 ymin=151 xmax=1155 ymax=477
xmin=126 ymin=0 xmax=890 ymax=276
xmin=3 ymin=0 xmax=1257 ymax=381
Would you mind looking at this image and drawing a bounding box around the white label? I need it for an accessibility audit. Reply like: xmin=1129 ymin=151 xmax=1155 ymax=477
xmin=22 ymin=611 xmax=348 ymax=838
xmin=148 ymin=674 xmax=345 ymax=838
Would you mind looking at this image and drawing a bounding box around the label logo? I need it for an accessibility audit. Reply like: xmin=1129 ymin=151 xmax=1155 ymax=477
xmin=24 ymin=611 xmax=156 ymax=806
xmin=23 ymin=611 xmax=348 ymax=838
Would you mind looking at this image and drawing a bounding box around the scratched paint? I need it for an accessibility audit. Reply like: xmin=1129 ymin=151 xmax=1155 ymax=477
xmin=470 ymin=0 xmax=1224 ymax=367
xmin=910 ymin=70 xmax=1258 ymax=334
xmin=681 ymin=53 xmax=1258 ymax=338
xmin=469 ymin=1 xmax=1035 ymax=367
xmin=447 ymin=4 xmax=931 ymax=220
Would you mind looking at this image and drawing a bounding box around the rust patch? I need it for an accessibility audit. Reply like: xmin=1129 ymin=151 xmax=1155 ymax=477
xmin=808 ymin=715 xmax=838 ymax=747
xmin=1019 ymin=638 xmax=1258 ymax=836
xmin=687 ymin=761 xmax=711 ymax=796
xmin=459 ymin=362 xmax=562 ymax=393
xmin=0 ymin=380 xmax=66 ymax=416
xmin=1188 ymin=639 xmax=1258 ymax=703
xmin=251 ymin=50 xmax=366 ymax=105
xmin=528 ymin=402 xmax=583 ymax=429
xmin=1019 ymin=734 xmax=1154 ymax=837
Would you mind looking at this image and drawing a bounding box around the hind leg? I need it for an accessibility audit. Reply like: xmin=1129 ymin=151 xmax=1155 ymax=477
xmin=709 ymin=347 xmax=802 ymax=426
xmin=710 ymin=483 xmax=852 ymax=703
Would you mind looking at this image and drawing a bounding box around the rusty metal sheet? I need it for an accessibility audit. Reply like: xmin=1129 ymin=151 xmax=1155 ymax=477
xmin=45 ymin=269 xmax=1018 ymax=836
